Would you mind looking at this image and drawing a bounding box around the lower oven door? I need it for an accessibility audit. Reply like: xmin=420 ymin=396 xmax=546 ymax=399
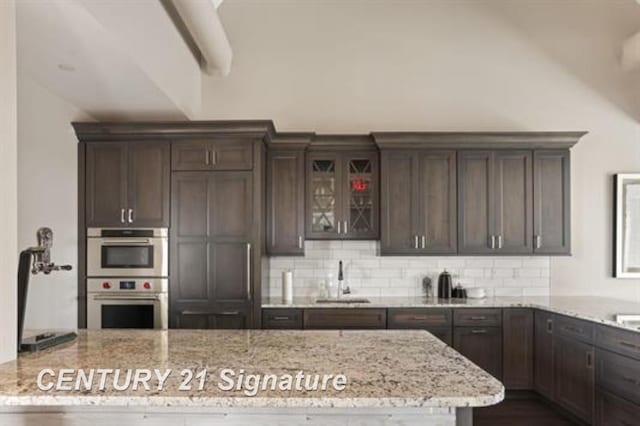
xmin=87 ymin=294 xmax=168 ymax=330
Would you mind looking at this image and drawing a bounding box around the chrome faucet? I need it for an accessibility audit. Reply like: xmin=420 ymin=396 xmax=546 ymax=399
xmin=337 ymin=260 xmax=351 ymax=298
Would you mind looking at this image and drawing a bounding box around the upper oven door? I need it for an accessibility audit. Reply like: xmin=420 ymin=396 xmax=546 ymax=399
xmin=87 ymin=234 xmax=168 ymax=277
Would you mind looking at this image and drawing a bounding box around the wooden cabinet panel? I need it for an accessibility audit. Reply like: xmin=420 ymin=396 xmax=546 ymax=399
xmin=534 ymin=310 xmax=555 ymax=400
xmin=262 ymin=309 xmax=303 ymax=329
xmin=493 ymin=151 xmax=532 ymax=253
xmin=387 ymin=308 xmax=452 ymax=328
xmin=417 ymin=151 xmax=457 ymax=253
xmin=86 ymin=142 xmax=169 ymax=227
xmin=454 ymin=308 xmax=502 ymax=327
xmin=172 ymin=141 xmax=212 ymax=171
xmin=303 ymin=309 xmax=386 ymax=329
xmin=170 ymin=172 xmax=253 ymax=329
xmin=458 ymin=151 xmax=494 ymax=254
xmin=503 ymin=308 xmax=534 ymax=390
xmin=554 ymin=335 xmax=595 ymax=424
xmin=555 ymin=314 xmax=595 ymax=344
xmin=209 ymin=139 xmax=253 ymax=170
xmin=534 ymin=150 xmax=571 ymax=254
xmin=172 ymin=140 xmax=253 ymax=171
xmin=209 ymin=172 xmax=253 ymax=239
xmin=596 ymin=324 xmax=640 ymax=361
xmin=127 ymin=142 xmax=170 ymax=227
xmin=595 ymin=389 xmax=640 ymax=426
xmin=380 ymin=151 xmax=419 ymax=254
xmin=267 ymin=150 xmax=305 ymax=255
xmin=595 ymin=348 xmax=640 ymax=406
xmin=86 ymin=143 xmax=127 ymax=227
xmin=453 ymin=326 xmax=503 ymax=379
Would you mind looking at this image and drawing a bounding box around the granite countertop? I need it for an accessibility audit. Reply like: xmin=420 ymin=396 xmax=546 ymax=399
xmin=0 ymin=329 xmax=504 ymax=409
xmin=263 ymin=296 xmax=640 ymax=333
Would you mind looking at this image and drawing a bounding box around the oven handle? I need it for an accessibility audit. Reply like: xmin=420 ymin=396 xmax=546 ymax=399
xmin=91 ymin=295 xmax=163 ymax=301
xmin=100 ymin=239 xmax=153 ymax=246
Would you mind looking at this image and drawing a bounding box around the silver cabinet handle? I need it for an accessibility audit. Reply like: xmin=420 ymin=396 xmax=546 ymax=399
xmin=471 ymin=329 xmax=488 ymax=334
xmin=247 ymin=243 xmax=251 ymax=301
xmin=205 ymin=150 xmax=210 ymax=165
xmin=212 ymin=151 xmax=217 ymax=165
xmin=220 ymin=311 xmax=239 ymax=316
xmin=337 ymin=221 xmax=341 ymax=234
xmin=120 ymin=209 xmax=126 ymax=224
xmin=490 ymin=235 xmax=496 ymax=249
xmin=535 ymin=235 xmax=542 ymax=249
xmin=546 ymin=318 xmax=553 ymax=333
xmin=414 ymin=235 xmax=419 ymax=249
xmin=343 ymin=220 xmax=348 ymax=234
xmin=421 ymin=235 xmax=426 ymax=249
xmin=128 ymin=209 xmax=133 ymax=223
xmin=298 ymin=236 xmax=303 ymax=249
xmin=497 ymin=235 xmax=503 ymax=249
xmin=586 ymin=351 xmax=593 ymax=369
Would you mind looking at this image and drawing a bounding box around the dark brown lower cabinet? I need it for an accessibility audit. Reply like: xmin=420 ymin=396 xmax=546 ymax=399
xmin=534 ymin=310 xmax=555 ymax=399
xmin=387 ymin=308 xmax=453 ymax=345
xmin=262 ymin=308 xmax=303 ymax=329
xmin=595 ymin=389 xmax=640 ymax=426
xmin=554 ymin=335 xmax=595 ymax=424
xmin=453 ymin=326 xmax=503 ymax=380
xmin=303 ymin=309 xmax=386 ymax=329
xmin=175 ymin=312 xmax=248 ymax=329
xmin=502 ymin=309 xmax=534 ymax=390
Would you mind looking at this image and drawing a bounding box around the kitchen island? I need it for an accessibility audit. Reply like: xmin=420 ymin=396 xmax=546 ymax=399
xmin=0 ymin=329 xmax=503 ymax=425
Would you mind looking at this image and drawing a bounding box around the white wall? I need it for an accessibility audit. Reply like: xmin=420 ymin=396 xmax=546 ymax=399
xmin=202 ymin=0 xmax=640 ymax=303
xmin=17 ymin=76 xmax=92 ymax=330
xmin=0 ymin=0 xmax=18 ymax=363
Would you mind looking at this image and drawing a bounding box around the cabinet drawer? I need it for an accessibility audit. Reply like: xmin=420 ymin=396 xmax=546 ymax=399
xmin=596 ymin=389 xmax=640 ymax=426
xmin=454 ymin=309 xmax=502 ymax=327
xmin=556 ymin=314 xmax=595 ymax=344
xmin=387 ymin=308 xmax=452 ymax=328
xmin=303 ymin=309 xmax=386 ymax=329
xmin=262 ymin=309 xmax=303 ymax=329
xmin=172 ymin=140 xmax=253 ymax=171
xmin=596 ymin=348 xmax=640 ymax=405
xmin=596 ymin=324 xmax=640 ymax=361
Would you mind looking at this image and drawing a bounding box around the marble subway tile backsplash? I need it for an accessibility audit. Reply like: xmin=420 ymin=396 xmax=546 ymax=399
xmin=266 ymin=240 xmax=550 ymax=299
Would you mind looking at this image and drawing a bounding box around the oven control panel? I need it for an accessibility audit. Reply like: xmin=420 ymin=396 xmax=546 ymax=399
xmin=87 ymin=278 xmax=168 ymax=294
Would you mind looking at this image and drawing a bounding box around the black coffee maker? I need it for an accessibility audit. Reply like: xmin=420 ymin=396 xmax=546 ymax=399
xmin=437 ymin=269 xmax=453 ymax=299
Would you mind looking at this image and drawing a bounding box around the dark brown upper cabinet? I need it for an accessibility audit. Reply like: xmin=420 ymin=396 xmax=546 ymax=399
xmin=381 ymin=150 xmax=456 ymax=255
xmin=534 ymin=150 xmax=571 ymax=254
xmin=306 ymin=150 xmax=379 ymax=240
xmin=86 ymin=141 xmax=170 ymax=227
xmin=170 ymin=171 xmax=254 ymax=329
xmin=171 ymin=138 xmax=253 ymax=171
xmin=267 ymin=149 xmax=306 ymax=255
xmin=458 ymin=150 xmax=532 ymax=254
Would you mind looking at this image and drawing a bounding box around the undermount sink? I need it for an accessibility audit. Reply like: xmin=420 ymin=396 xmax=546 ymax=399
xmin=315 ymin=298 xmax=371 ymax=304
xmin=615 ymin=314 xmax=640 ymax=330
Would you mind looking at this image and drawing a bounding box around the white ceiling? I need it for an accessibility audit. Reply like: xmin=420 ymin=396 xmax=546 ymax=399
xmin=17 ymin=0 xmax=202 ymax=120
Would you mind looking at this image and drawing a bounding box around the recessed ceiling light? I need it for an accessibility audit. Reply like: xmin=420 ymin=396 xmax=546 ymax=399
xmin=57 ymin=64 xmax=76 ymax=72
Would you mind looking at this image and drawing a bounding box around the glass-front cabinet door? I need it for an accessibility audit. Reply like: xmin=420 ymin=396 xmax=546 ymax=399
xmin=306 ymin=151 xmax=379 ymax=240
xmin=345 ymin=152 xmax=378 ymax=239
xmin=307 ymin=153 xmax=342 ymax=239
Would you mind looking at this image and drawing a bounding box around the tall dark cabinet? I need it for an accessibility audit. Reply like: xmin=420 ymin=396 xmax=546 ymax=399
xmin=458 ymin=150 xmax=532 ymax=254
xmin=306 ymin=144 xmax=379 ymax=240
xmin=86 ymin=141 xmax=170 ymax=227
xmin=380 ymin=150 xmax=456 ymax=255
xmin=266 ymin=134 xmax=310 ymax=255
xmin=534 ymin=150 xmax=571 ymax=254
xmin=170 ymin=171 xmax=253 ymax=329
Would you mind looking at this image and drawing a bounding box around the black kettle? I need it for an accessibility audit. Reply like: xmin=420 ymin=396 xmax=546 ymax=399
xmin=437 ymin=269 xmax=453 ymax=299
